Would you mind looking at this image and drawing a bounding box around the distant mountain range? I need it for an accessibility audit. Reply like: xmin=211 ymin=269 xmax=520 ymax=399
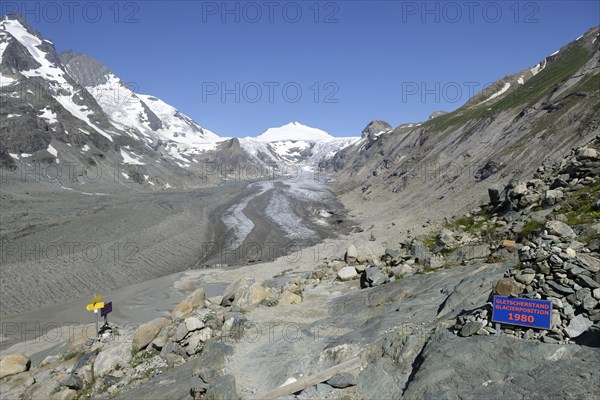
xmin=0 ymin=13 xmax=357 ymax=190
xmin=2 ymin=12 xmax=598 ymax=198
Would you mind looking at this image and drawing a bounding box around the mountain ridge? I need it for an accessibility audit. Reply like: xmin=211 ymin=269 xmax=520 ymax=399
xmin=1 ymin=13 xmax=356 ymax=190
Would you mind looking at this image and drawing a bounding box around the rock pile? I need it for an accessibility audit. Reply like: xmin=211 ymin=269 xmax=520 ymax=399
xmin=0 ymin=272 xmax=315 ymax=399
xmin=454 ymin=224 xmax=599 ymax=343
xmin=451 ymin=141 xmax=600 ymax=344
xmin=490 ymin=144 xmax=599 ymax=214
xmin=308 ymin=244 xmax=432 ymax=289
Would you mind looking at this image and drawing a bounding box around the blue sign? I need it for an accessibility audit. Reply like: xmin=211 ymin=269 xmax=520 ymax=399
xmin=101 ymin=302 xmax=112 ymax=317
xmin=492 ymin=296 xmax=552 ymax=329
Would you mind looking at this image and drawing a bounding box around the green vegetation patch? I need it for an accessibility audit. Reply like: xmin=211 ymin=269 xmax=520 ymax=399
xmin=424 ymin=44 xmax=593 ymax=133
xmin=560 ymin=179 xmax=600 ymax=226
xmin=519 ymin=219 xmax=544 ymax=238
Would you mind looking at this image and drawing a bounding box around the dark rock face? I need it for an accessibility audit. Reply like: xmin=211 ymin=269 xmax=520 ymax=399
xmin=140 ymin=101 xmax=163 ymax=131
xmin=361 ymin=120 xmax=392 ymax=141
xmin=191 ymin=342 xmax=237 ymax=399
xmin=59 ymin=50 xmax=112 ymax=87
xmin=488 ymin=188 xmax=501 ymax=204
xmin=475 ymin=160 xmax=500 ymax=181
xmin=59 ymin=374 xmax=83 ymax=390
xmin=327 ymin=373 xmax=356 ymax=388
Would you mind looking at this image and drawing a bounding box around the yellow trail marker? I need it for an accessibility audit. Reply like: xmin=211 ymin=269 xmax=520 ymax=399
xmin=87 ymin=294 xmax=105 ymax=341
xmin=86 ymin=302 xmax=105 ymax=311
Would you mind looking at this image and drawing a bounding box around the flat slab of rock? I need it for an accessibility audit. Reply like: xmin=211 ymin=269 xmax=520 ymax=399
xmin=184 ymin=317 xmax=204 ymax=332
xmin=94 ymin=341 xmax=132 ymax=377
xmin=577 ymin=254 xmax=600 ymax=273
xmin=0 ymin=354 xmax=30 ymax=378
xmin=459 ymin=321 xmax=485 ymax=337
xmin=205 ymin=374 xmax=238 ymax=400
xmin=132 ymin=317 xmax=168 ymax=352
xmin=403 ymin=333 xmax=600 ymax=400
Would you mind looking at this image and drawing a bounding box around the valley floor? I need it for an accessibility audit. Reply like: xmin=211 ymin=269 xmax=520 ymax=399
xmin=0 ymin=174 xmax=349 ymax=347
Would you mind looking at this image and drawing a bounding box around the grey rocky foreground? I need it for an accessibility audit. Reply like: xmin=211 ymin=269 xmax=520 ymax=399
xmin=1 ymin=141 xmax=598 ymax=399
xmin=402 ymin=333 xmax=599 ymax=400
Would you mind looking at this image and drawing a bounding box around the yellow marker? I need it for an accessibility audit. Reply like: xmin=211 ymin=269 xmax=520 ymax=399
xmin=86 ymin=302 xmax=105 ymax=311
xmin=91 ymin=295 xmax=102 ymax=303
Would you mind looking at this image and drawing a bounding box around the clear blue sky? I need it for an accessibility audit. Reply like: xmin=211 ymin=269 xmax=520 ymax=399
xmin=4 ymin=1 xmax=599 ymax=137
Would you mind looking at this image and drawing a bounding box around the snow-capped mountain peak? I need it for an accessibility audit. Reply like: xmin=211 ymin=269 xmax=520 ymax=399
xmin=239 ymin=122 xmax=358 ymax=167
xmin=255 ymin=121 xmax=334 ymax=142
xmin=58 ymin=51 xmax=222 ymax=167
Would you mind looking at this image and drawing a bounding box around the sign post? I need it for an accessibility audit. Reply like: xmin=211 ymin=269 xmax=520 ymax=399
xmin=492 ymin=296 xmax=552 ymax=332
xmin=101 ymin=301 xmax=112 ymax=326
xmin=85 ymin=295 xmax=105 ymax=341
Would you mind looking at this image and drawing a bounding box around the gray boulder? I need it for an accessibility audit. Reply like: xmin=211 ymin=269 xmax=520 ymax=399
xmin=327 ymin=373 xmax=356 ymax=388
xmin=345 ymin=244 xmax=358 ymax=264
xmin=174 ymin=323 xmax=190 ymax=342
xmin=361 ymin=267 xmax=389 ymax=288
xmin=427 ymin=255 xmax=445 ymax=269
xmin=577 ymin=147 xmax=598 ymax=160
xmin=545 ymin=221 xmax=576 ymax=239
xmin=565 ymin=315 xmax=593 ymax=338
xmin=132 ymin=317 xmax=168 ymax=352
xmin=185 ymin=317 xmax=204 ymax=332
xmin=338 ymin=266 xmax=358 ymax=281
xmin=59 ymin=374 xmax=83 ymax=390
xmin=221 ymin=277 xmax=270 ymax=309
xmin=93 ymin=341 xmax=131 ymax=377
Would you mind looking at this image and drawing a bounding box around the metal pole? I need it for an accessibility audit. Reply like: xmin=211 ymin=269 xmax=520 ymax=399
xmin=495 ymin=323 xmax=501 ymax=337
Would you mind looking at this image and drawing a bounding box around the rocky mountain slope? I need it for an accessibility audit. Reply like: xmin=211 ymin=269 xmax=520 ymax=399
xmin=323 ymin=26 xmax=600 ymax=241
xmin=0 ymin=14 xmax=210 ymax=190
xmin=59 ymin=50 xmax=222 ymax=168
